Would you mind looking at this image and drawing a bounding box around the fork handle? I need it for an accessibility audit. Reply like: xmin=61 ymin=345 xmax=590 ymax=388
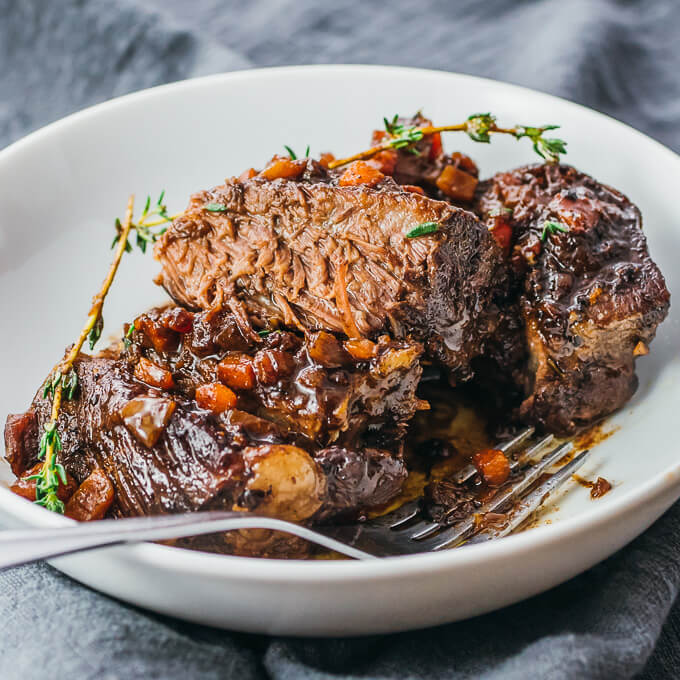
xmin=0 ymin=512 xmax=376 ymax=568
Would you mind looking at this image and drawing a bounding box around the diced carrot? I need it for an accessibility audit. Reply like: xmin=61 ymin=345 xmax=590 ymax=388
xmin=428 ymin=132 xmax=443 ymax=160
xmin=195 ymin=383 xmax=238 ymax=413
xmin=64 ymin=469 xmax=114 ymax=521
xmin=318 ymin=152 xmax=336 ymax=169
xmin=436 ymin=165 xmax=479 ymax=202
xmin=343 ymin=338 xmax=377 ymax=360
xmin=371 ymin=129 xmax=389 ymax=145
xmin=259 ymin=156 xmax=306 ymax=180
xmin=450 ymin=151 xmax=478 ymax=176
xmin=367 ymin=150 xmax=398 ymax=175
xmin=217 ymin=354 xmax=257 ymax=390
xmin=489 ymin=215 xmax=513 ymax=252
xmin=239 ymin=168 xmax=257 ymax=181
xmin=633 ymin=341 xmax=649 ymax=357
xmin=10 ymin=462 xmax=78 ymax=503
xmin=134 ymin=315 xmax=179 ymax=354
xmin=338 ymin=161 xmax=385 ymax=188
xmin=134 ymin=357 xmax=175 ymax=390
xmin=473 ymin=449 xmax=511 ymax=487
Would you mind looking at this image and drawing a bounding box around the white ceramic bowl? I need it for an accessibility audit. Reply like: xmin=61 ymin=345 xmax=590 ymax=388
xmin=0 ymin=66 xmax=678 ymax=636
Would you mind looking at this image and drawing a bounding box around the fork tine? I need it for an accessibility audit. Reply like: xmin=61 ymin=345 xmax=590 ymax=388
xmin=453 ymin=425 xmax=535 ymax=484
xmin=315 ymin=439 xmax=586 ymax=558
xmin=466 ymin=449 xmax=591 ymax=544
xmin=409 ymin=433 xmax=558 ymax=541
xmin=368 ymin=499 xmax=422 ymax=529
xmin=365 ymin=427 xmax=539 ymax=533
xmin=418 ymin=441 xmax=574 ymax=551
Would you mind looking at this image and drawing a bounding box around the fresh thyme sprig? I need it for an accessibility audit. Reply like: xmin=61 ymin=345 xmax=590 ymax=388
xmin=34 ymin=196 xmax=136 ymax=513
xmin=328 ymin=113 xmax=567 ymax=169
xmin=112 ymin=190 xmax=176 ymax=254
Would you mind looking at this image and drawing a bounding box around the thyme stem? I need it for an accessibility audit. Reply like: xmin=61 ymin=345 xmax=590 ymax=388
xmin=35 ymin=195 xmax=135 ymax=513
xmin=327 ymin=116 xmax=566 ymax=169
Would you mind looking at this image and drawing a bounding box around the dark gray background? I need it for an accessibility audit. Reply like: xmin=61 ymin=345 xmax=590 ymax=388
xmin=1 ymin=1 xmax=679 ymax=678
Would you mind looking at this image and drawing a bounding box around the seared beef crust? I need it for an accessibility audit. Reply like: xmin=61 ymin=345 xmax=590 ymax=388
xmin=475 ymin=163 xmax=670 ymax=434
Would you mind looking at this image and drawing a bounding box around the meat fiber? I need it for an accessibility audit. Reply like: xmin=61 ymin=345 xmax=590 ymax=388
xmin=154 ymin=166 xmax=506 ymax=380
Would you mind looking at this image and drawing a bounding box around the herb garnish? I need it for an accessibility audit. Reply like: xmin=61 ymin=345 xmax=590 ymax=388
xmin=328 ymin=113 xmax=567 ymax=169
xmin=541 ymin=221 xmax=569 ymax=241
xmin=123 ymin=322 xmax=135 ymax=349
xmin=204 ymin=202 xmax=229 ymax=212
xmin=283 ymin=145 xmax=310 ymax=160
xmin=405 ymin=222 xmax=439 ymax=238
xmin=112 ymin=191 xmax=174 ymax=254
xmin=35 ymin=196 xmax=136 ymax=513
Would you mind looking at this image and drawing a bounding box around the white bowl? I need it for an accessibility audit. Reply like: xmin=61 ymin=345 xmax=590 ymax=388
xmin=0 ymin=66 xmax=678 ymax=636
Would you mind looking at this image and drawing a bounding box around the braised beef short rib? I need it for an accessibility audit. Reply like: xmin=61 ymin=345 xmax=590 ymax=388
xmin=155 ymin=164 xmax=506 ymax=380
xmin=474 ymin=163 xmax=670 ymax=434
xmin=4 ymin=307 xmax=422 ymax=556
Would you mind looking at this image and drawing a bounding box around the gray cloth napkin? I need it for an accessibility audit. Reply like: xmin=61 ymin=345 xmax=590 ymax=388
xmin=1 ymin=0 xmax=679 ymax=678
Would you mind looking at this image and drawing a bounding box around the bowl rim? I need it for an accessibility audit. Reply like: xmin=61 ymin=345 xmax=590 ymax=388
xmin=1 ymin=63 xmax=678 ymax=583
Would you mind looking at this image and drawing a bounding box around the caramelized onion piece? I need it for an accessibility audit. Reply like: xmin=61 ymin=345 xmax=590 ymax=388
xmin=307 ymin=331 xmax=352 ymax=368
xmin=65 ymin=469 xmax=114 ymax=521
xmin=120 ymin=396 xmax=176 ymax=448
xmin=10 ymin=462 xmax=78 ymax=503
xmin=235 ymin=445 xmax=326 ymax=522
xmin=377 ymin=345 xmax=421 ymax=376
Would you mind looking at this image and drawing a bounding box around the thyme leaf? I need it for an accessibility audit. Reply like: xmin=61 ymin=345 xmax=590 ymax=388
xmin=203 ymin=202 xmax=228 ymax=212
xmin=514 ymin=126 xmax=567 ymax=163
xmin=406 ymin=222 xmax=439 ymax=238
xmin=283 ymin=145 xmax=311 ymax=160
xmin=465 ymin=113 xmax=495 ymax=143
xmin=88 ymin=314 xmax=104 ymax=350
xmin=541 ymin=220 xmax=569 ymax=241
xmin=112 ymin=190 xmax=174 ymax=253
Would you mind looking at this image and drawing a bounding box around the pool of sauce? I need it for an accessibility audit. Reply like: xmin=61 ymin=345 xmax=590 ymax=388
xmin=315 ymin=379 xmax=617 ymax=558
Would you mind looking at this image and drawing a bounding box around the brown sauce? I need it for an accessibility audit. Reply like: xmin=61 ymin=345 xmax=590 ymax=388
xmin=573 ymin=475 xmax=613 ymax=499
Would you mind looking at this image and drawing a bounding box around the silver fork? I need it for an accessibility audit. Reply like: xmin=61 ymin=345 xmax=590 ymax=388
xmin=0 ymin=428 xmax=590 ymax=566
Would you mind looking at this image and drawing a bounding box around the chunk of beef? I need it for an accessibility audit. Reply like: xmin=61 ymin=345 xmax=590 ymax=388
xmin=154 ymin=171 xmax=506 ymax=380
xmin=475 ymin=163 xmax=670 ymax=434
xmin=5 ymin=311 xmax=421 ymax=555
